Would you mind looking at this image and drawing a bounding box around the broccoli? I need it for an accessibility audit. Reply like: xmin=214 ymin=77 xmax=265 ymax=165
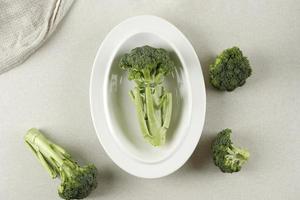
xmin=119 ymin=45 xmax=175 ymax=146
xmin=209 ymin=47 xmax=252 ymax=91
xmin=24 ymin=128 xmax=97 ymax=200
xmin=211 ymin=128 xmax=250 ymax=173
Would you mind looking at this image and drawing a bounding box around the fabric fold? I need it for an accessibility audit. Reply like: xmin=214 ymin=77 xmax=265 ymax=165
xmin=0 ymin=0 xmax=74 ymax=74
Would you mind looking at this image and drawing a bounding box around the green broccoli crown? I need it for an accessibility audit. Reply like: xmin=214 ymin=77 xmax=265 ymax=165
xmin=58 ymin=164 xmax=97 ymax=200
xmin=119 ymin=45 xmax=175 ymax=86
xmin=24 ymin=128 xmax=97 ymax=200
xmin=211 ymin=128 xmax=250 ymax=173
xmin=209 ymin=47 xmax=252 ymax=91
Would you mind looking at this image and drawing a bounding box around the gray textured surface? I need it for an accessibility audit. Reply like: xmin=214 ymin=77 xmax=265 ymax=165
xmin=0 ymin=0 xmax=299 ymax=199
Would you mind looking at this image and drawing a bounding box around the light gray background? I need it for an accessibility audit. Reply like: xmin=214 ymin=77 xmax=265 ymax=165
xmin=1 ymin=0 xmax=299 ymax=199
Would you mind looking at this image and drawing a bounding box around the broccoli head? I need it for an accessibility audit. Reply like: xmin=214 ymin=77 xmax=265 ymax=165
xmin=119 ymin=45 xmax=175 ymax=86
xmin=25 ymin=128 xmax=97 ymax=200
xmin=58 ymin=164 xmax=97 ymax=199
xmin=211 ymin=128 xmax=250 ymax=173
xmin=209 ymin=47 xmax=252 ymax=91
xmin=119 ymin=46 xmax=175 ymax=146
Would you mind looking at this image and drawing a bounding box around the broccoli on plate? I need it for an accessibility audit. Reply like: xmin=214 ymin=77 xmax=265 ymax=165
xmin=24 ymin=128 xmax=97 ymax=200
xmin=211 ymin=128 xmax=250 ymax=173
xmin=119 ymin=45 xmax=175 ymax=146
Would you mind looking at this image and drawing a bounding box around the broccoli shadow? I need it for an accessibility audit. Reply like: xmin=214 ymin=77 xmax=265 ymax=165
xmin=108 ymin=54 xmax=138 ymax=145
xmin=89 ymin=167 xmax=115 ymax=198
xmin=199 ymin=55 xmax=215 ymax=90
xmin=165 ymin=51 xmax=184 ymax=142
xmin=187 ymin=132 xmax=215 ymax=170
xmin=243 ymin=50 xmax=268 ymax=90
xmin=167 ymin=18 xmax=216 ymax=91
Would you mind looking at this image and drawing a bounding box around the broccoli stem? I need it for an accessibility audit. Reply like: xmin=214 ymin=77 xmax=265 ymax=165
xmin=145 ymin=86 xmax=160 ymax=135
xmin=25 ymin=128 xmax=74 ymax=178
xmin=230 ymin=145 xmax=250 ymax=161
xmin=128 ymin=69 xmax=173 ymax=146
xmin=131 ymin=88 xmax=152 ymax=140
xmin=130 ymin=85 xmax=172 ymax=146
xmin=153 ymin=85 xmax=162 ymax=125
xmin=162 ymin=93 xmax=172 ymax=129
xmin=158 ymin=92 xmax=172 ymax=144
xmin=226 ymin=145 xmax=250 ymax=165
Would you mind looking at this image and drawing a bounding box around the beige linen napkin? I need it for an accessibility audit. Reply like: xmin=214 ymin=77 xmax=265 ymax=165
xmin=0 ymin=0 xmax=73 ymax=74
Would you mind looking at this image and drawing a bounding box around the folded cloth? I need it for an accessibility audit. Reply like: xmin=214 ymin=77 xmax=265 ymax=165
xmin=0 ymin=0 xmax=73 ymax=74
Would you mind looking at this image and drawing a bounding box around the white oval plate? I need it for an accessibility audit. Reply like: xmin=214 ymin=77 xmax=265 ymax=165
xmin=90 ymin=15 xmax=206 ymax=178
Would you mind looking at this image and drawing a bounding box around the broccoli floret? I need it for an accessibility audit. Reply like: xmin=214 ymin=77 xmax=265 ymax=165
xmin=211 ymin=128 xmax=250 ymax=173
xmin=24 ymin=128 xmax=97 ymax=199
xmin=209 ymin=47 xmax=252 ymax=91
xmin=119 ymin=45 xmax=175 ymax=146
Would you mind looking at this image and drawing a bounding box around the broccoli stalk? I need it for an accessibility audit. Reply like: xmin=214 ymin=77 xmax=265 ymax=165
xmin=24 ymin=128 xmax=97 ymax=200
xmin=119 ymin=46 xmax=175 ymax=146
xmin=211 ymin=128 xmax=250 ymax=173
